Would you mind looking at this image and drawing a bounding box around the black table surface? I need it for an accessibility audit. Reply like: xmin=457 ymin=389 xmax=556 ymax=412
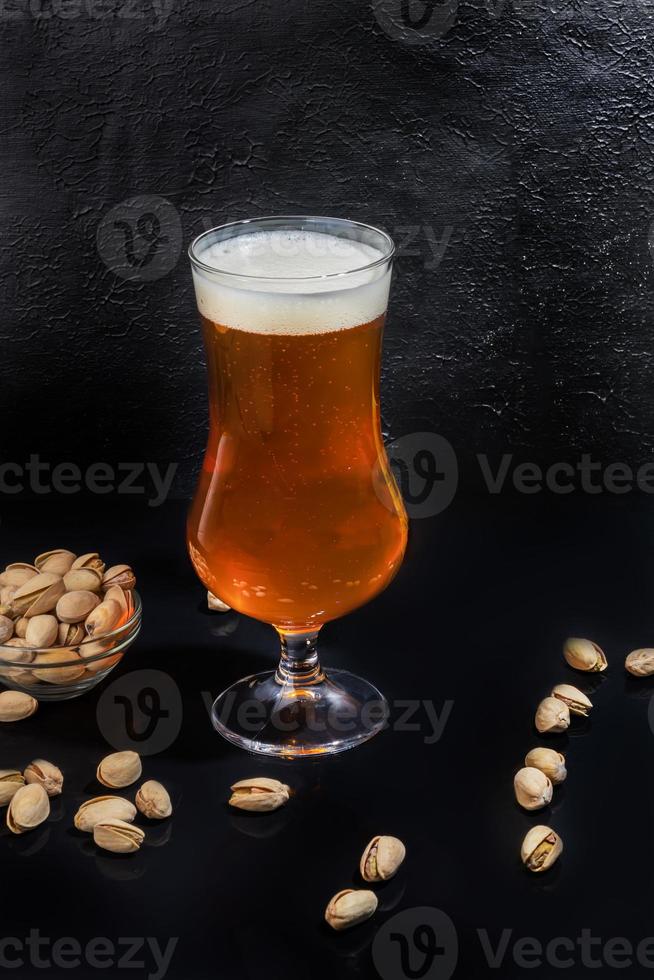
xmin=2 ymin=493 xmax=654 ymax=980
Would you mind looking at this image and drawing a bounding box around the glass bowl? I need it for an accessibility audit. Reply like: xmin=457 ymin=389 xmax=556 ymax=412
xmin=0 ymin=592 xmax=142 ymax=701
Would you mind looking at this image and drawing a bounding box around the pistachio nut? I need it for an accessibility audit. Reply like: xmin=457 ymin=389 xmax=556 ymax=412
xmin=31 ymin=650 xmax=85 ymax=684
xmin=524 ymin=747 xmax=567 ymax=785
xmin=229 ymin=777 xmax=290 ymax=812
xmin=93 ymin=818 xmax=144 ymax=854
xmin=104 ymin=584 xmax=128 ymax=615
xmin=0 ymin=690 xmax=38 ymax=722
xmin=72 ymin=552 xmax=105 ymax=574
xmin=325 ymin=889 xmax=378 ymax=931
xmin=56 ymin=590 xmax=101 ymax=624
xmin=0 ymin=770 xmax=26 ymax=806
xmin=360 ymin=835 xmax=406 ymax=882
xmin=0 ymin=614 xmax=13 ymax=644
xmin=0 ymin=585 xmax=17 ymax=606
xmin=0 ymin=565 xmax=37 ymax=588
xmin=563 ymin=637 xmax=607 ymax=672
xmin=625 ymin=649 xmax=654 ymax=677
xmin=535 ymin=697 xmax=570 ymax=734
xmin=35 ymin=549 xmax=76 ymax=576
xmin=514 ymin=767 xmax=553 ymax=811
xmin=551 ymin=683 xmax=592 ymax=717
xmin=58 ymin=622 xmax=85 ymax=646
xmin=521 ymin=825 xmax=563 ymax=873
xmin=208 ymin=591 xmax=231 ymax=612
xmin=85 ymin=599 xmax=121 ymax=638
xmin=7 ymin=783 xmax=50 ymax=834
xmin=24 ymin=759 xmax=63 ymax=797
xmin=63 ymin=568 xmax=103 ymax=593
xmin=14 ymin=617 xmax=29 ymax=639
xmin=135 ymin=780 xmax=172 ymax=819
xmin=102 ymin=564 xmax=136 ymax=591
xmin=12 ymin=572 xmax=65 ymax=618
xmin=97 ymin=751 xmax=142 ymax=788
xmin=74 ymin=795 xmax=137 ymax=832
xmin=25 ymin=614 xmax=59 ymax=648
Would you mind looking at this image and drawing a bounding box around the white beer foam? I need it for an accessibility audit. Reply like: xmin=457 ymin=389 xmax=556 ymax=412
xmin=192 ymin=230 xmax=391 ymax=334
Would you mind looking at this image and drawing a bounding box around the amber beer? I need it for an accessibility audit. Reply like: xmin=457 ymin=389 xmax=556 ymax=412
xmin=187 ymin=227 xmax=407 ymax=633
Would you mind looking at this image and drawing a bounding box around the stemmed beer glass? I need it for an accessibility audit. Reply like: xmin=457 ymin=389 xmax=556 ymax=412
xmin=187 ymin=216 xmax=407 ymax=757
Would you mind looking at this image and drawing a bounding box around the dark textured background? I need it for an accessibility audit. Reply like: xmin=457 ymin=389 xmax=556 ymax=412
xmin=3 ymin=0 xmax=654 ymax=500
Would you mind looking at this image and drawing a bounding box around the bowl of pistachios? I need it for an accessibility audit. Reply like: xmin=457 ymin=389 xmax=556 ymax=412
xmin=0 ymin=549 xmax=141 ymax=701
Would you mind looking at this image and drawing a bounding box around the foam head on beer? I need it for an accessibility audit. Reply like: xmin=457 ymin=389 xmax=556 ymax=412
xmin=192 ymin=229 xmax=391 ymax=334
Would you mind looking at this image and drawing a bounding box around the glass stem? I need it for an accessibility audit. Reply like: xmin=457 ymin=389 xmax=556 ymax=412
xmin=275 ymin=628 xmax=325 ymax=686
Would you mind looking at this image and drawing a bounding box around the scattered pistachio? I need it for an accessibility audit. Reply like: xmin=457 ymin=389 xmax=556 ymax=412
xmin=514 ymin=767 xmax=553 ymax=810
xmin=74 ymin=796 xmax=137 ymax=832
xmin=208 ymin=591 xmax=231 ymax=612
xmin=551 ymin=683 xmax=592 ymax=717
xmin=0 ymin=770 xmax=25 ymax=806
xmin=229 ymin=777 xmax=290 ymax=812
xmin=521 ymin=825 xmax=563 ymax=873
xmin=625 ymin=649 xmax=654 ymax=677
xmin=325 ymin=889 xmax=378 ymax=931
xmin=97 ymin=751 xmax=142 ymax=789
xmin=360 ymin=835 xmax=406 ymax=882
xmin=0 ymin=690 xmax=38 ymax=722
xmin=7 ymin=783 xmax=50 ymax=834
xmin=524 ymin=747 xmax=567 ymax=785
xmin=535 ymin=697 xmax=570 ymax=734
xmin=93 ymin=818 xmax=144 ymax=854
xmin=24 ymin=759 xmax=63 ymax=797
xmin=563 ymin=637 xmax=607 ymax=672
xmin=135 ymin=780 xmax=172 ymax=820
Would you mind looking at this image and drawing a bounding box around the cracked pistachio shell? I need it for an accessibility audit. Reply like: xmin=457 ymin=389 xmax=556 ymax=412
xmin=0 ymin=615 xmax=13 ymax=644
xmin=63 ymin=568 xmax=103 ymax=593
xmin=208 ymin=591 xmax=231 ymax=612
xmin=93 ymin=818 xmax=144 ymax=853
xmin=0 ymin=565 xmax=37 ymax=588
xmin=360 ymin=835 xmax=406 ymax=882
xmin=74 ymin=795 xmax=137 ymax=832
xmin=325 ymin=889 xmax=378 ymax=931
xmin=524 ymin=747 xmax=567 ymax=785
xmin=35 ymin=549 xmax=76 ymax=576
xmin=521 ymin=825 xmax=563 ymax=873
xmin=551 ymin=683 xmax=592 ymax=717
xmin=97 ymin=751 xmax=142 ymax=788
xmin=58 ymin=622 xmax=85 ymax=646
xmin=85 ymin=599 xmax=122 ymax=638
xmin=625 ymin=649 xmax=654 ymax=677
xmin=135 ymin=780 xmax=172 ymax=819
xmin=24 ymin=759 xmax=63 ymax=797
xmin=72 ymin=553 xmax=105 ymax=574
xmin=514 ymin=767 xmax=553 ymax=811
xmin=0 ymin=690 xmax=38 ymax=721
xmin=25 ymin=614 xmax=59 ymax=649
xmin=7 ymin=783 xmax=50 ymax=834
xmin=563 ymin=637 xmax=607 ymax=672
xmin=229 ymin=777 xmax=290 ymax=812
xmin=12 ymin=573 xmax=65 ymax=617
xmin=56 ymin=590 xmax=101 ymax=624
xmin=102 ymin=564 xmax=136 ymax=591
xmin=535 ymin=697 xmax=570 ymax=734
xmin=0 ymin=770 xmax=25 ymax=806
xmin=31 ymin=650 xmax=85 ymax=684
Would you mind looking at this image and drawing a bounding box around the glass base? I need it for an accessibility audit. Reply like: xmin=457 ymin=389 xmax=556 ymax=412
xmin=211 ymin=668 xmax=389 ymax=758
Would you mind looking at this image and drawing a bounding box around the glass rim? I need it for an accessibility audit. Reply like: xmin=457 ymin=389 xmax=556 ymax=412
xmin=188 ymin=215 xmax=395 ymax=284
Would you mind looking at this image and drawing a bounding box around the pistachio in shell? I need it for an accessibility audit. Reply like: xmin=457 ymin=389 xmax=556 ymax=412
xmin=93 ymin=818 xmax=144 ymax=854
xmin=12 ymin=573 xmax=65 ymax=618
xmin=74 ymin=795 xmax=137 ymax=832
xmin=34 ymin=549 xmax=76 ymax=576
xmin=97 ymin=751 xmax=142 ymax=788
xmin=71 ymin=552 xmax=105 ymax=574
xmin=0 ymin=690 xmax=38 ymax=722
xmin=325 ymin=889 xmax=378 ymax=931
xmin=625 ymin=649 xmax=654 ymax=677
xmin=135 ymin=780 xmax=172 ymax=819
xmin=563 ymin=637 xmax=607 ymax=672
xmin=31 ymin=650 xmax=85 ymax=684
xmin=7 ymin=783 xmax=50 ymax=834
xmin=102 ymin=564 xmax=136 ymax=591
xmin=58 ymin=622 xmax=85 ymax=646
xmin=521 ymin=825 xmax=563 ymax=873
xmin=56 ymin=590 xmax=101 ymax=624
xmin=0 ymin=615 xmax=13 ymax=644
xmin=25 ymin=614 xmax=59 ymax=648
xmin=63 ymin=568 xmax=103 ymax=593
xmin=0 ymin=770 xmax=25 ymax=806
xmin=0 ymin=565 xmax=37 ymax=588
xmin=360 ymin=835 xmax=406 ymax=882
xmin=85 ymin=599 xmax=122 ymax=638
xmin=24 ymin=759 xmax=63 ymax=797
